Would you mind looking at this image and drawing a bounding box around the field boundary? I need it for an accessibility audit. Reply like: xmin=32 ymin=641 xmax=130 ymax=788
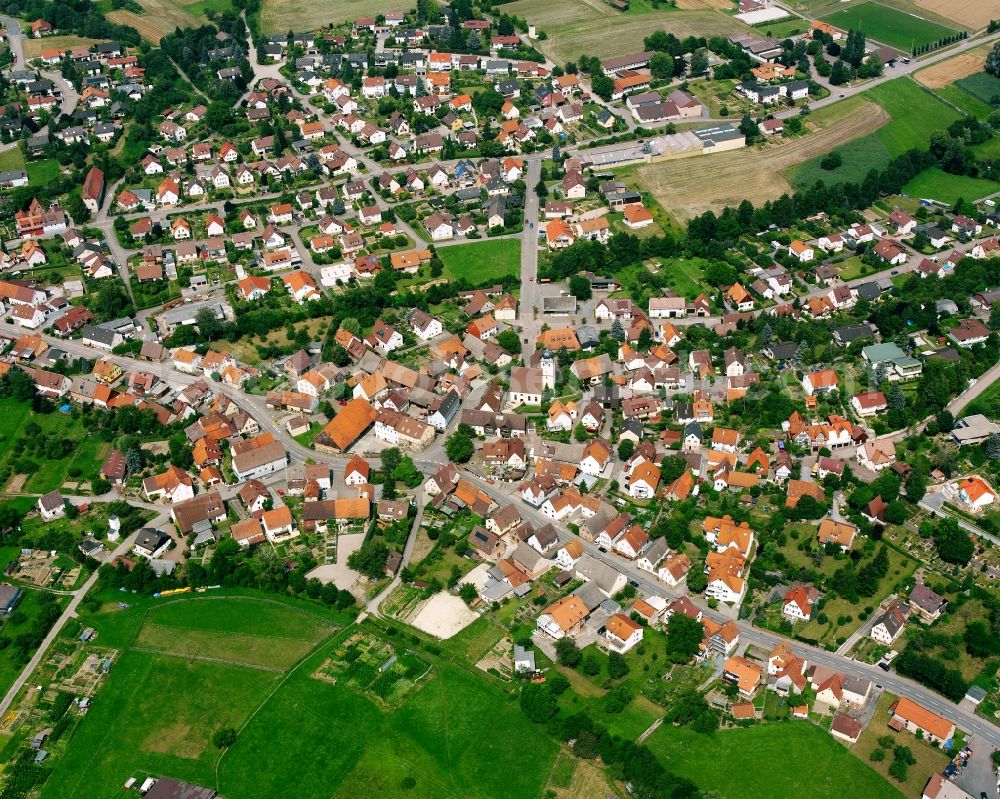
xmin=130 ymin=645 xmax=286 ymax=672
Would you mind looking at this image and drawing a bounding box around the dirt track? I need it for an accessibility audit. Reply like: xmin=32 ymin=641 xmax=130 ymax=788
xmin=635 ymin=101 xmax=890 ymax=220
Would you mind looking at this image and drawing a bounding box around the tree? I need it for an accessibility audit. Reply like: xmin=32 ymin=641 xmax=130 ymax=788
xmin=665 ymin=612 xmax=704 ymax=663
xmin=590 ymin=73 xmax=613 ymax=101
xmin=573 ymin=423 xmax=589 ymax=442
xmin=885 ymin=383 xmax=905 ymax=410
xmin=458 ymin=582 xmax=477 ymax=605
xmin=610 ymin=318 xmax=625 ymax=341
xmin=497 ymin=329 xmax=520 ymax=353
xmin=212 ymin=727 xmax=237 ymax=748
xmin=555 ymin=637 xmax=581 ymax=667
xmin=843 ymin=28 xmax=865 ymax=67
xmin=739 ymin=113 xmax=759 ymax=140
xmin=933 ymin=517 xmax=974 ymax=565
xmin=686 ymin=564 xmax=707 ymax=593
xmin=346 ymin=539 xmax=389 ymax=579
xmin=689 ymin=49 xmax=709 ymax=75
xmin=582 ymin=651 xmax=601 ymax=675
xmin=986 ymin=41 xmax=1000 ymax=77
xmin=985 ymin=432 xmax=1000 ymax=459
xmin=568 ymin=274 xmax=592 ymax=301
xmin=520 ymin=683 xmax=557 ymax=723
xmin=618 ymin=439 xmax=634 ymax=461
xmin=829 ymin=58 xmax=850 ymax=85
xmin=445 ymin=423 xmax=475 ymax=463
xmin=195 ymin=307 xmax=223 ymax=340
xmin=650 ymin=52 xmax=674 ymax=79
xmin=607 ymin=651 xmax=629 ymax=679
xmin=394 ymin=456 xmax=423 ymax=488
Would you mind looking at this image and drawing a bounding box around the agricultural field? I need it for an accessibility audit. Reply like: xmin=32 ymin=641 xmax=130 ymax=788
xmin=438 ymin=238 xmax=521 ymax=283
xmin=954 ymin=71 xmax=1000 ymax=106
xmin=260 ymin=0 xmax=402 ymax=34
xmin=915 ymin=46 xmax=990 ymax=89
xmin=931 ymin=84 xmax=995 ymax=118
xmin=909 ymin=0 xmax=995 ymax=29
xmin=107 ymin=0 xmax=232 ymax=42
xmin=23 ymin=36 xmax=108 ymax=60
xmin=502 ymin=0 xmax=747 ymax=64
xmin=821 ymin=2 xmax=957 ymax=51
xmin=790 ymin=79 xmax=961 ymax=190
xmin=646 ymin=722 xmax=906 ymax=799
xmin=633 ymin=99 xmax=888 ymax=219
xmin=902 ymin=167 xmax=998 ymax=205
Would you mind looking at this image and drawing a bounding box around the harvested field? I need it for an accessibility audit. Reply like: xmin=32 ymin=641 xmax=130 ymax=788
xmin=913 ymin=0 xmax=996 ymax=29
xmin=23 ymin=36 xmax=108 ymax=59
xmin=916 ymin=47 xmax=989 ymax=88
xmin=504 ymin=0 xmax=747 ymax=63
xmin=260 ymin=0 xmax=404 ymax=33
xmin=634 ymin=101 xmax=889 ymax=220
xmin=107 ymin=0 xmax=226 ymax=42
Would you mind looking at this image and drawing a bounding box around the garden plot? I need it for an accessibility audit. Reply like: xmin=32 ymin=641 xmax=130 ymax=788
xmin=475 ymin=637 xmax=513 ymax=681
xmin=314 ymin=632 xmax=430 ymax=705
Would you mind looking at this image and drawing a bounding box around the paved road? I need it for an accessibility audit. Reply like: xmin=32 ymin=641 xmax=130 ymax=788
xmin=518 ymin=157 xmax=542 ymax=361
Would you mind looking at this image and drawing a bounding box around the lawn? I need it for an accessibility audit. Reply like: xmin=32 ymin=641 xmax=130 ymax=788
xmin=972 ymin=136 xmax=1000 ymax=160
xmin=754 ymin=16 xmax=810 ymax=39
xmin=42 ymin=651 xmax=280 ymax=799
xmin=822 ymin=2 xmax=957 ymax=51
xmin=438 ymin=238 xmax=521 ymax=283
xmin=26 ymin=159 xmax=61 ymax=185
xmin=647 ymin=722 xmax=905 ymax=799
xmin=790 ymin=79 xmax=961 ymax=191
xmin=134 ymin=596 xmax=337 ymax=670
xmin=865 ymin=81 xmax=962 ymax=155
xmin=902 ymin=167 xmax=998 ymax=205
xmin=955 ymin=72 xmax=1000 ymax=105
xmin=0 ymin=148 xmax=24 ymax=173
